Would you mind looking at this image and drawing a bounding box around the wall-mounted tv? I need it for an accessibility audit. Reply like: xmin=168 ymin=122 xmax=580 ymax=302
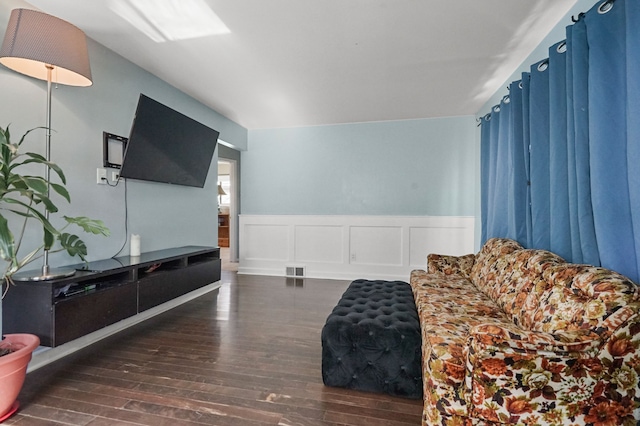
xmin=120 ymin=94 xmax=219 ymax=188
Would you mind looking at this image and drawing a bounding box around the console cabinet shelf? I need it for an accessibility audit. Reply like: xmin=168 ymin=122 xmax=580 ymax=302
xmin=2 ymin=246 xmax=221 ymax=347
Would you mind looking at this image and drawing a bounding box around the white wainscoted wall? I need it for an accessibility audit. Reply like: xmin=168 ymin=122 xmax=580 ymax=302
xmin=239 ymin=215 xmax=475 ymax=281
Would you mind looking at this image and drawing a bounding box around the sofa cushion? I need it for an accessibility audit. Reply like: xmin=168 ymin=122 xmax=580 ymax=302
xmin=490 ymin=249 xmax=565 ymax=329
xmin=469 ymin=238 xmax=523 ymax=295
xmin=427 ymin=253 xmax=476 ymax=279
xmin=530 ymin=264 xmax=640 ymax=336
xmin=411 ymin=269 xmax=475 ymax=292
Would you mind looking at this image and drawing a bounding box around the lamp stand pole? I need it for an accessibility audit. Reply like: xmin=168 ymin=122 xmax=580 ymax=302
xmin=42 ymin=64 xmax=53 ymax=277
xmin=13 ymin=66 xmax=76 ymax=282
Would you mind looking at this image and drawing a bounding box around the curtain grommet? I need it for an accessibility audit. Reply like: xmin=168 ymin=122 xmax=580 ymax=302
xmin=537 ymin=60 xmax=549 ymax=72
xmin=502 ymin=95 xmax=510 ymax=104
xmin=556 ymin=41 xmax=567 ymax=54
xmin=598 ymin=0 xmax=614 ymax=14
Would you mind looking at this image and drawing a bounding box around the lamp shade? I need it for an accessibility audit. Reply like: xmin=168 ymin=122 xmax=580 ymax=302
xmin=0 ymin=8 xmax=92 ymax=87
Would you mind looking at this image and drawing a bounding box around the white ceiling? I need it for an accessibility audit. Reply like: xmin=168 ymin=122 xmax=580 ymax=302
xmin=21 ymin=0 xmax=577 ymax=130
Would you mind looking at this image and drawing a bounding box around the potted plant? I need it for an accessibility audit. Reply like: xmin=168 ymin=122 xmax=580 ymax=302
xmin=0 ymin=124 xmax=109 ymax=419
xmin=0 ymin=333 xmax=39 ymax=420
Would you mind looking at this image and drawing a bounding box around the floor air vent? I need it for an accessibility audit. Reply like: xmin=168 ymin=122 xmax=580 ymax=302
xmin=285 ymin=266 xmax=305 ymax=277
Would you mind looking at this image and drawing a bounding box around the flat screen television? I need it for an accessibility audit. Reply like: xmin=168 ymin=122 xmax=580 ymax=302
xmin=120 ymin=94 xmax=219 ymax=188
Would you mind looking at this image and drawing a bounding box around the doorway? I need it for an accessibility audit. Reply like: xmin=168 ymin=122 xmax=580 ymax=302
xmin=218 ymin=159 xmax=238 ymax=271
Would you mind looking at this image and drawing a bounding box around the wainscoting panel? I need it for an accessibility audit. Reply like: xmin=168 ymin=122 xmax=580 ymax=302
xmin=239 ymin=215 xmax=475 ymax=281
xmin=243 ymin=224 xmax=289 ymax=261
xmin=349 ymin=226 xmax=403 ymax=266
xmin=294 ymin=225 xmax=344 ymax=264
xmin=409 ymin=225 xmax=473 ymax=268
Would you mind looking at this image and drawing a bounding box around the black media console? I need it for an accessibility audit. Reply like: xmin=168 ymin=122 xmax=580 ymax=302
xmin=2 ymin=246 xmax=221 ymax=347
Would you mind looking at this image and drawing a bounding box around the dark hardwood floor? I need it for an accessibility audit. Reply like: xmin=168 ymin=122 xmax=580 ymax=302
xmin=6 ymin=272 xmax=423 ymax=425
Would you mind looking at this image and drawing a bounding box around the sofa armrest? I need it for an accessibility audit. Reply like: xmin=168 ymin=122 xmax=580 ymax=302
xmin=464 ymin=322 xmax=612 ymax=424
xmin=427 ymin=253 xmax=476 ymax=278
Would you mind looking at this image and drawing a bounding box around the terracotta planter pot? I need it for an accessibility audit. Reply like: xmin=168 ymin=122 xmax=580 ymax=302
xmin=0 ymin=334 xmax=39 ymax=419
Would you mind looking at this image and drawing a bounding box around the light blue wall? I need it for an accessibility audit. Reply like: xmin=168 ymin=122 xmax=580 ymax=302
xmin=0 ymin=2 xmax=247 ymax=330
xmin=243 ymin=116 xmax=477 ymax=216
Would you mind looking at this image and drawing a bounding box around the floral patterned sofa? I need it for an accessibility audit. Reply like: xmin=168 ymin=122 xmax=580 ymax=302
xmin=410 ymin=237 xmax=640 ymax=426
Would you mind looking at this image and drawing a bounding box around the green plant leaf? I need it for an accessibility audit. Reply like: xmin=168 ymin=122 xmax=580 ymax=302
xmin=20 ymin=153 xmax=66 ymax=184
xmin=15 ymin=127 xmax=41 ymax=147
xmin=59 ymin=233 xmax=88 ymax=261
xmin=4 ymin=189 xmax=58 ymax=214
xmin=43 ymin=227 xmax=55 ymax=250
xmin=0 ymin=126 xmax=12 ymax=171
xmin=49 ymin=183 xmax=71 ymax=203
xmin=0 ymin=126 xmax=7 ymax=146
xmin=34 ymin=194 xmax=59 ymax=213
xmin=4 ymin=176 xmax=60 ymax=213
xmin=64 ymin=216 xmax=110 ymax=236
xmin=2 ymin=198 xmax=59 ymax=235
xmin=18 ymin=176 xmax=48 ymax=194
xmin=0 ymin=213 xmax=16 ymax=263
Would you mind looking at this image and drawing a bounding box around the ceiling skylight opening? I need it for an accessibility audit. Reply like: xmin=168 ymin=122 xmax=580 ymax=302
xmin=109 ymin=0 xmax=230 ymax=43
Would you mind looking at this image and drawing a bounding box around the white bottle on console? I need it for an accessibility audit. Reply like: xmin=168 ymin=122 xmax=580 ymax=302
xmin=130 ymin=234 xmax=141 ymax=257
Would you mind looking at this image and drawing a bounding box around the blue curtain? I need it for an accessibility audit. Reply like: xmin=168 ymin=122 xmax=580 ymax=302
xmin=485 ymin=107 xmax=500 ymax=240
xmin=480 ymin=0 xmax=639 ymax=284
xmin=568 ymin=19 xmax=600 ymax=265
xmin=529 ymin=58 xmax=551 ymax=251
xmin=491 ymin=98 xmax=511 ymax=239
xmin=484 ymin=104 xmax=511 ymax=241
xmin=586 ymin=1 xmax=638 ymax=281
xmin=627 ymin=0 xmax=640 ymax=277
xmin=548 ymin=41 xmax=571 ymax=261
xmin=521 ymin=73 xmax=533 ymax=247
xmin=507 ymin=80 xmax=528 ymax=246
xmin=480 ymin=115 xmax=491 ymax=244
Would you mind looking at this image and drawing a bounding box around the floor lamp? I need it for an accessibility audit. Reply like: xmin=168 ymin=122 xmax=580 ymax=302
xmin=0 ymin=8 xmax=92 ymax=281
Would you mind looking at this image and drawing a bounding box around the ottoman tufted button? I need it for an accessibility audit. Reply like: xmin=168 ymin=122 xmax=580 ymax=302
xmin=368 ymin=331 xmax=374 ymax=336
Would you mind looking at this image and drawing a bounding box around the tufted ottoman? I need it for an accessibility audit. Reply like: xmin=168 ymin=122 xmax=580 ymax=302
xmin=321 ymin=279 xmax=422 ymax=399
